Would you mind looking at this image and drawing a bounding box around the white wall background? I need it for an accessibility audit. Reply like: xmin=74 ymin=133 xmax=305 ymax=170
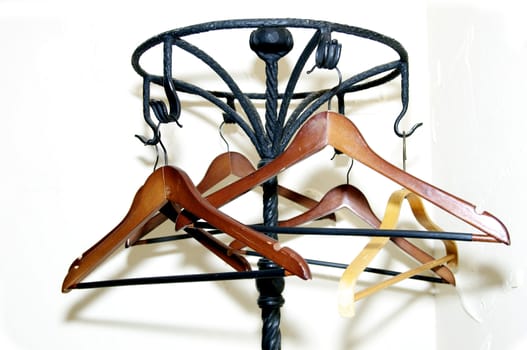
xmin=0 ymin=1 xmax=524 ymax=349
xmin=428 ymin=1 xmax=527 ymax=349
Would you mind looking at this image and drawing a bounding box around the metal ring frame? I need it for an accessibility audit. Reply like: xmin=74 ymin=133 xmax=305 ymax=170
xmin=131 ymin=18 xmax=420 ymax=157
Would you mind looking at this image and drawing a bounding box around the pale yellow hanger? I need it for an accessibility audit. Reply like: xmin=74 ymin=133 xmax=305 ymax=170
xmin=337 ymin=188 xmax=458 ymax=317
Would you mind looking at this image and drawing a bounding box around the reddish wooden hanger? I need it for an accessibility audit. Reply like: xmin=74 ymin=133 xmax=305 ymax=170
xmin=197 ymin=152 xmax=335 ymax=221
xmin=171 ymin=111 xmax=509 ymax=245
xmin=61 ymin=166 xmax=311 ymax=293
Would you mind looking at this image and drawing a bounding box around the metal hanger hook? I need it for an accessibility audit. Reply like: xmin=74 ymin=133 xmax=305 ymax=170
xmin=327 ymin=67 xmax=342 ymax=111
xmin=152 ymin=137 xmax=168 ymax=172
xmin=346 ymin=157 xmax=354 ymax=185
xmin=402 ymin=131 xmax=407 ymax=171
xmin=219 ymin=121 xmax=230 ymax=154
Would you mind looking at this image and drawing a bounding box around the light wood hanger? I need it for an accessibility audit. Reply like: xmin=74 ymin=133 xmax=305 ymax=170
xmin=169 ymin=111 xmax=509 ymax=245
xmin=337 ymin=188 xmax=457 ymax=317
xmin=61 ymin=166 xmax=311 ymax=293
xmin=277 ymin=183 xmax=457 ymax=285
xmin=129 ymin=151 xmax=335 ymax=246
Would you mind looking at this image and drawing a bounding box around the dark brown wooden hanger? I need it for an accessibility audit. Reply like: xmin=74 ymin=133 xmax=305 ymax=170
xmin=61 ymin=166 xmax=311 ymax=293
xmin=172 ymin=111 xmax=509 ymax=245
xmin=128 ymin=151 xmax=335 ymax=247
xmin=279 ymin=184 xmax=378 ymax=227
xmin=229 ymin=183 xmax=456 ymax=285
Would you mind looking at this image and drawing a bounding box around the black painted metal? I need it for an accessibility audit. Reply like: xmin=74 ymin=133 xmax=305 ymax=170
xmin=72 ymin=268 xmax=286 ymax=289
xmin=130 ymin=19 xmax=420 ymax=350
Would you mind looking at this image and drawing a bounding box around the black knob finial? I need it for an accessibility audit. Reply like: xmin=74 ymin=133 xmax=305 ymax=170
xmin=250 ymin=27 xmax=293 ymax=61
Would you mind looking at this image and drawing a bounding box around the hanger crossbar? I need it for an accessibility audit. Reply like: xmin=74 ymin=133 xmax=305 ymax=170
xmin=71 ymin=269 xmax=287 ymax=290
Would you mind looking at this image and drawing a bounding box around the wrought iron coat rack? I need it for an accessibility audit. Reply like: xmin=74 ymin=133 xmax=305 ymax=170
xmin=131 ymin=18 xmax=419 ymax=350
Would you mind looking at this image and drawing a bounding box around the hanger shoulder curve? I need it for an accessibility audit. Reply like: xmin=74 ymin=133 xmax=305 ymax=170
xmin=197 ymin=152 xmax=256 ymax=194
xmin=279 ymin=184 xmax=379 ymax=228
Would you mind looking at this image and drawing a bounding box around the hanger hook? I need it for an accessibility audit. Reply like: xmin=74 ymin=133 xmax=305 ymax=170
xmin=151 ymin=135 xmax=168 ymax=172
xmin=402 ymin=131 xmax=407 ymax=171
xmin=219 ymin=121 xmax=230 ymax=154
xmin=327 ymin=67 xmax=342 ymax=111
xmin=329 ymin=151 xmax=354 ymax=185
xmin=346 ymin=158 xmax=354 ymax=185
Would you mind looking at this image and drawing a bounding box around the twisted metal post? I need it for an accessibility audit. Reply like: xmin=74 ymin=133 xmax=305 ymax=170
xmin=251 ymin=27 xmax=294 ymax=349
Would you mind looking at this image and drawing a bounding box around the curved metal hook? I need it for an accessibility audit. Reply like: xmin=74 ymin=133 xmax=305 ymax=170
xmin=393 ymin=62 xmax=422 ymax=138
xmin=134 ymin=100 xmax=170 ymax=146
xmin=394 ymin=114 xmax=423 ymax=138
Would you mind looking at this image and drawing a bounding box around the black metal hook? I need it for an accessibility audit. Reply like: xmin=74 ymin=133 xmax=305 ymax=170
xmin=307 ymin=28 xmax=341 ymax=73
xmin=134 ymin=99 xmax=171 ymax=146
xmin=393 ymin=62 xmax=422 ymax=138
xmin=394 ymin=112 xmax=423 ymax=138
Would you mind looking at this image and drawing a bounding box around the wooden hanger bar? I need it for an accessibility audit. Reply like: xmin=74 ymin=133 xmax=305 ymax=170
xmin=354 ymin=254 xmax=456 ymax=301
xmin=184 ymin=227 xmax=252 ymax=272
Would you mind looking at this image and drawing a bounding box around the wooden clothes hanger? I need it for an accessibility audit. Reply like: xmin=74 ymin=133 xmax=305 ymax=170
xmin=129 ymin=151 xmax=336 ymax=247
xmin=277 ymin=183 xmax=457 ymax=285
xmin=197 ymin=152 xmax=335 ymax=221
xmin=198 ymin=151 xmax=325 ymax=205
xmin=61 ymin=166 xmax=311 ymax=293
xmin=337 ymin=188 xmax=458 ymax=317
xmin=169 ymin=111 xmax=509 ymax=245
